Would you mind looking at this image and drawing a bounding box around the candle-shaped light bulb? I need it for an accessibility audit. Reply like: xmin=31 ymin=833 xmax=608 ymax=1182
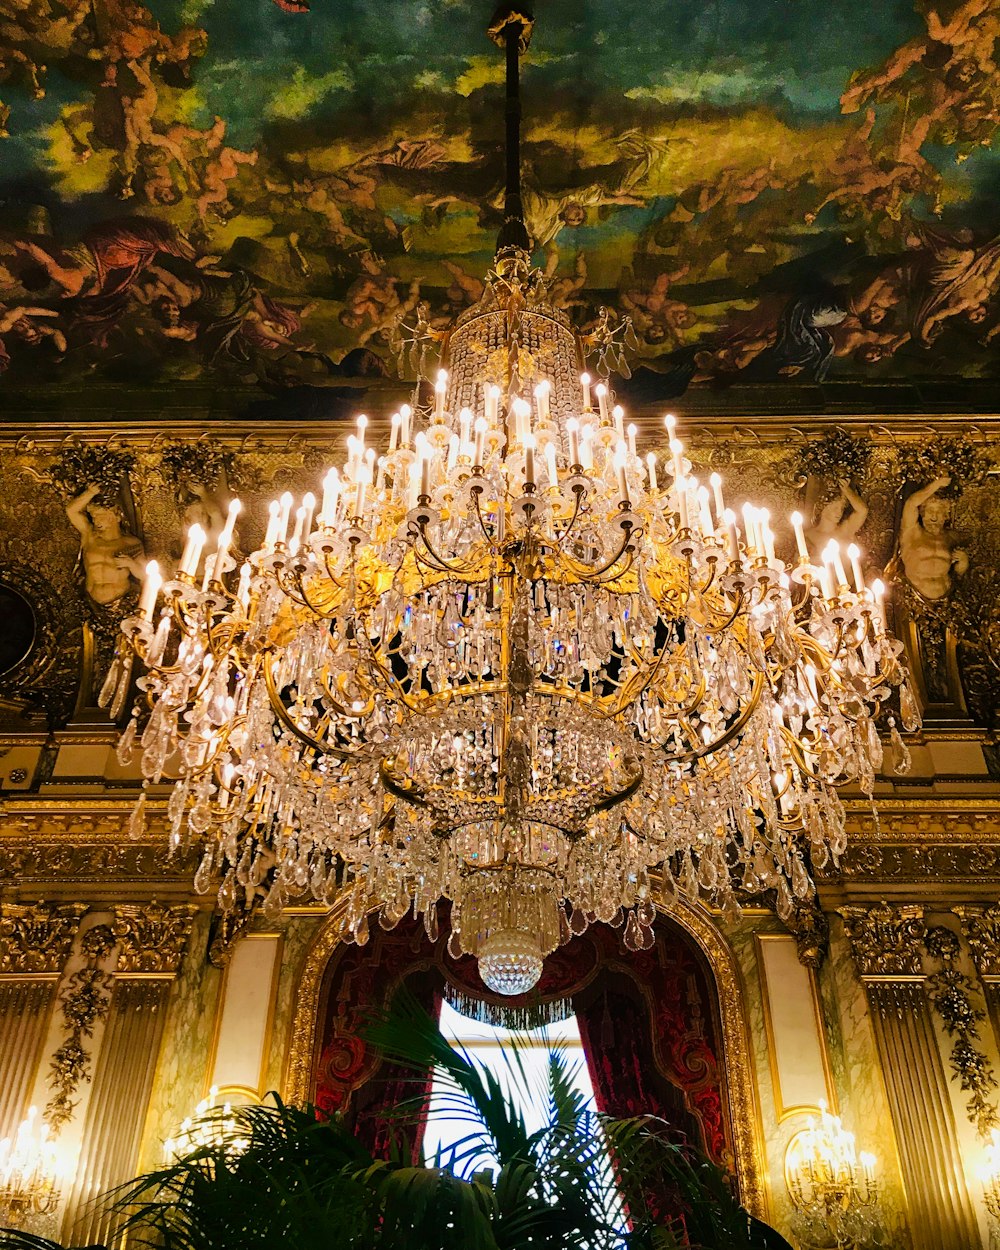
xmin=595 ymin=382 xmax=608 ymax=422
xmin=675 ymin=475 xmax=690 ymax=529
xmin=263 ymin=501 xmax=281 ymax=551
xmin=400 ymin=403 xmax=412 ymax=448
xmin=790 ymin=510 xmax=809 ymax=560
xmin=670 ymin=437 xmax=684 ymax=482
xmin=356 ymin=413 xmax=368 ymax=455
xmin=614 ymin=443 xmax=630 ymax=505
xmin=545 ymin=441 xmax=558 ymax=488
xmin=447 ymin=433 xmax=460 ymax=473
xmin=759 ymin=507 xmax=776 ymax=561
xmin=580 ymin=372 xmax=592 ymax=411
xmin=567 ymin=417 xmax=581 ymax=467
xmin=614 ymin=405 xmax=626 ymax=439
xmin=741 ymin=503 xmax=759 ymax=556
xmin=289 ymin=505 xmax=306 ymax=555
xmin=826 ymin=539 xmax=848 ymax=589
xmin=388 ymin=412 xmax=401 ymax=453
xmin=139 ymin=560 xmax=161 ymax=620
xmin=646 ymin=452 xmax=658 ymax=491
xmin=665 ymin=412 xmax=676 ymax=438
xmin=236 ymin=561 xmax=252 ymax=610
xmin=459 ymin=407 xmax=472 ymax=449
xmin=320 ymin=469 xmax=339 ymax=527
xmin=179 ymin=523 xmax=207 ymax=576
xmin=514 ymin=397 xmax=532 ymax=443
xmin=580 ymin=423 xmax=594 ymax=471
xmin=697 ymin=485 xmax=713 ymax=536
xmin=210 ymin=497 xmax=242 ymax=582
xmin=524 ymin=432 xmax=536 ymax=489
xmin=534 ymin=379 xmax=550 ymax=423
xmin=626 ymin=421 xmax=637 ymax=457
xmin=486 ymin=384 xmax=501 ymax=424
xmin=847 ymin=542 xmax=865 ymax=593
xmin=276 ymin=492 xmax=293 ymax=547
xmin=434 ymin=369 xmax=447 ymax=421
xmin=709 ymin=471 xmax=725 ymax=520
xmin=473 ymin=416 xmax=487 ymax=467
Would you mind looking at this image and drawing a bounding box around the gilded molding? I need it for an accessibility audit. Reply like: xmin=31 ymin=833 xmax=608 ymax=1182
xmin=782 ymin=901 xmax=829 ymax=968
xmin=955 ymin=904 xmax=1000 ymax=978
xmin=833 ymin=843 xmax=1000 ymax=882
xmin=0 ymin=901 xmax=86 ymax=974
xmin=839 ymin=903 xmax=925 ymax=978
xmin=45 ymin=924 xmax=115 ymax=1130
xmin=112 ymin=902 xmax=196 ymax=974
xmin=284 ymin=890 xmax=768 ymax=1222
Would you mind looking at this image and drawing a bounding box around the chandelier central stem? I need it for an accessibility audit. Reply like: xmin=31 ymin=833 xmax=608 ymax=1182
xmin=489 ymin=4 xmax=533 ymax=255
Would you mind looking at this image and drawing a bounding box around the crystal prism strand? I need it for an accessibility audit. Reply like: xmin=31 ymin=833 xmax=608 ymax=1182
xmin=899 ymin=680 xmax=921 ymax=732
xmin=888 ymin=717 xmax=912 ymax=775
xmin=127 ymin=787 xmax=147 ymax=840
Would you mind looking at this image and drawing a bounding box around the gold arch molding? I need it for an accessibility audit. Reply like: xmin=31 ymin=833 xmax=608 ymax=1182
xmin=284 ymin=891 xmax=767 ymax=1220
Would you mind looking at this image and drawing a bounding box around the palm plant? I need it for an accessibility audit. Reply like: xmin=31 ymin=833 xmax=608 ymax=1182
xmin=0 ymin=996 xmax=790 ymax=1250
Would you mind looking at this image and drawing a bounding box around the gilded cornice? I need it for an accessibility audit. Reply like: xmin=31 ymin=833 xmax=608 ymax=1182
xmin=112 ymin=902 xmax=196 ymax=975
xmin=842 ymin=798 xmax=1000 ymax=844
xmin=839 ymin=903 xmax=926 ymax=979
xmin=0 ymin=901 xmax=86 ymax=974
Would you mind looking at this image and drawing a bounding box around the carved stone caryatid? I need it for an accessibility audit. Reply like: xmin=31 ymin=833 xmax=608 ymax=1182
xmin=0 ymin=901 xmax=87 ymax=974
xmin=112 ymin=902 xmax=196 ymax=975
xmin=955 ymin=904 xmax=1000 ymax=979
xmin=839 ymin=902 xmax=925 ymax=979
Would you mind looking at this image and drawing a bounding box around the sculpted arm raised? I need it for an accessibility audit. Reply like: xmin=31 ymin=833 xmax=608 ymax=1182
xmin=66 ymin=484 xmax=100 ymax=535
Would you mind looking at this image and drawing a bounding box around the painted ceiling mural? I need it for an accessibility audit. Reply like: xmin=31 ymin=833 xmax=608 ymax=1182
xmin=1 ymin=0 xmax=1000 ymax=401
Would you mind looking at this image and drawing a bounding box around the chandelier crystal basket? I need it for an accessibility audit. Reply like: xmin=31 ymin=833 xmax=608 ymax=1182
xmin=113 ymin=7 xmax=917 ymax=996
xmin=0 ymin=1107 xmax=65 ymax=1221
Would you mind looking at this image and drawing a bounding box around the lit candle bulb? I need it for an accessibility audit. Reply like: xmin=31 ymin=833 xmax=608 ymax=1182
xmin=236 ymin=561 xmax=252 ymax=610
xmin=138 ymin=560 xmax=161 ymax=620
xmin=790 ymin=510 xmax=809 ymax=560
xmin=675 ymin=475 xmax=690 ymax=529
xmin=595 ymin=382 xmax=609 ymax=423
xmin=626 ymin=421 xmax=637 ymax=457
xmin=614 ymin=406 xmax=626 ymax=440
xmin=388 ymin=412 xmax=400 ymax=453
xmin=407 ymin=461 xmax=420 ymax=509
xmin=646 ymin=452 xmax=658 ymax=492
xmin=356 ymin=413 xmax=368 ymax=456
xmin=758 ymin=507 xmax=776 ymax=562
xmin=847 ymin=542 xmax=865 ymax=594
xmin=665 ymin=412 xmax=676 ymax=439
xmin=567 ymin=417 xmax=581 ymax=467
xmin=400 ymin=403 xmax=412 ymax=448
xmin=825 ymin=539 xmax=848 ymax=589
xmin=614 ymin=444 xmax=630 ymax=505
xmin=515 ymin=397 xmax=532 ymax=444
xmin=722 ymin=508 xmax=739 ymax=561
xmin=178 ymin=523 xmax=206 ymax=576
xmin=354 ymin=475 xmax=367 ymax=520
xmin=545 ymin=441 xmax=558 ymax=488
xmin=289 ymin=505 xmax=306 ymax=555
xmin=670 ymin=437 xmax=684 ymax=483
xmin=474 ymin=417 xmax=487 ymax=467
xmin=210 ymin=498 xmax=242 ymax=583
xmin=804 ymin=663 xmax=821 ymax=706
xmin=263 ymin=501 xmax=281 ymax=551
xmin=276 ymin=492 xmax=293 ymax=547
xmin=447 ymin=433 xmax=460 ymax=473
xmin=534 ymin=380 xmax=550 ymax=423
xmin=524 ymin=432 xmax=536 ymax=490
xmin=320 ymin=470 xmax=339 ymax=528
xmin=871 ymin=578 xmax=885 ymax=629
xmin=420 ymin=450 xmax=431 ymax=500
xmin=697 ymin=485 xmax=713 ymax=535
xmin=709 ymin=471 xmax=725 ymax=520
xmin=580 ymin=372 xmax=592 ymax=411
xmin=580 ymin=424 xmax=594 ymax=471
xmin=486 ymin=384 xmax=500 ymax=424
xmin=434 ymin=369 xmax=447 ymax=421
xmin=741 ymin=503 xmax=759 ymax=557
xmin=818 ymin=547 xmax=836 ymax=599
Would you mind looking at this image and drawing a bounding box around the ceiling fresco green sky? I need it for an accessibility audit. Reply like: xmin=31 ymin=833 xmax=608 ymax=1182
xmin=1 ymin=0 xmax=999 ymax=404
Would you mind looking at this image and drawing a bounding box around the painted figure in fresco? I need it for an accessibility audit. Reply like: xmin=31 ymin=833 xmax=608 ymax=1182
xmin=0 ymin=305 xmax=66 ymax=372
xmin=340 ymin=254 xmax=422 ymax=348
xmin=806 ymin=481 xmax=869 ymax=556
xmin=442 ymin=260 xmax=485 ymax=312
xmin=899 ymin=476 xmax=970 ymax=600
xmin=619 ymin=262 xmax=693 ymax=348
xmin=803 ymin=109 xmax=927 ymax=225
xmin=65 ymin=484 xmax=146 ymax=606
xmin=546 ymin=252 xmax=589 ymax=311
xmin=830 ymin=271 xmax=911 ymax=363
xmin=910 ymin=227 xmax=1000 ymax=346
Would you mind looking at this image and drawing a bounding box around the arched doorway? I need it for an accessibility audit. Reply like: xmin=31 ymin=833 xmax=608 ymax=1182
xmin=286 ymin=897 xmax=766 ymax=1218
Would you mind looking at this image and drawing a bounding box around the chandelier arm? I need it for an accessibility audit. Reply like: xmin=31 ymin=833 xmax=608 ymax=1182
xmin=551 ymin=484 xmax=586 ymax=550
xmin=701 ymin=587 xmax=749 ymax=632
xmin=378 ymin=758 xmax=432 ymax=809
xmin=262 ymin=651 xmax=352 ymax=760
xmin=552 ymin=520 xmax=638 ymax=581
xmin=410 ymin=522 xmax=488 ymax=580
xmin=351 ymin=613 xmax=432 ymax=715
xmin=470 ymin=481 xmax=498 ymax=543
xmin=693 ymin=555 xmax=721 ymax=597
xmin=651 ymin=673 xmax=765 ymax=767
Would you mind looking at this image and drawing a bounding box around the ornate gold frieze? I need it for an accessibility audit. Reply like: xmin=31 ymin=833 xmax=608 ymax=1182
xmin=840 ymin=903 xmax=925 ymax=978
xmin=112 ymin=902 xmax=196 ymax=975
xmin=955 ymin=904 xmax=1000 ymax=979
xmin=0 ymin=901 xmax=86 ymax=974
xmin=834 ymin=843 xmax=1000 ymax=882
xmin=45 ymin=923 xmax=115 ymax=1130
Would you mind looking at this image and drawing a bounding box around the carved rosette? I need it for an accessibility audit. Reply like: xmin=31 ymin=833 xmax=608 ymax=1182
xmin=839 ymin=903 xmax=925 ymax=978
xmin=112 ymin=902 xmax=196 ymax=974
xmin=955 ymin=904 xmax=1000 ymax=979
xmin=0 ymin=902 xmax=87 ymax=974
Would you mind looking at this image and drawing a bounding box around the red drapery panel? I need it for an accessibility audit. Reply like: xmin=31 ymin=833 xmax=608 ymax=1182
xmin=312 ymin=911 xmax=731 ymax=1169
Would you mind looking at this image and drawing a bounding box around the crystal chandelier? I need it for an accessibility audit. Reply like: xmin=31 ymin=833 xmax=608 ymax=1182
xmin=164 ymin=1087 xmax=249 ymax=1162
xmin=785 ymin=1101 xmax=878 ymax=1248
xmin=114 ymin=7 xmax=916 ymax=996
xmin=0 ymin=1107 xmax=65 ymax=1221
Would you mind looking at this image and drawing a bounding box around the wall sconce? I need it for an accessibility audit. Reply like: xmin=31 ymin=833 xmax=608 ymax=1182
xmin=785 ymin=1100 xmax=879 ymax=1249
xmin=0 ymin=1107 xmax=69 ymax=1225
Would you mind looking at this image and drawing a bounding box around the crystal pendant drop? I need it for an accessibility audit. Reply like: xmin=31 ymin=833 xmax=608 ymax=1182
xmin=478 ymin=928 xmax=545 ymax=996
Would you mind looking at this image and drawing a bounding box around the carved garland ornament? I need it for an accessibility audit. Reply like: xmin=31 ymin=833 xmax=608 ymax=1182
xmin=924 ymin=925 xmax=999 ymax=1140
xmin=0 ymin=901 xmax=86 ymax=974
xmin=45 ymin=923 xmax=115 ymax=1131
xmin=956 ymin=904 xmax=1000 ymax=978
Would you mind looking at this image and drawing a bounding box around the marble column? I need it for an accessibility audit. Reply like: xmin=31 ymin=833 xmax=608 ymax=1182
xmin=841 ymin=903 xmax=980 ymax=1250
xmin=0 ymin=903 xmax=85 ymax=1139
